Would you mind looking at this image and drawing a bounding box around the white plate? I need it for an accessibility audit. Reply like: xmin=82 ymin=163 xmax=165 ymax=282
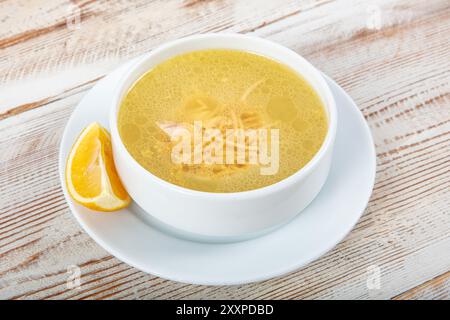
xmin=59 ymin=59 xmax=376 ymax=285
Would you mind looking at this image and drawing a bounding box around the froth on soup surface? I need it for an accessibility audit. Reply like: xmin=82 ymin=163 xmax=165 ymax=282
xmin=118 ymin=49 xmax=328 ymax=192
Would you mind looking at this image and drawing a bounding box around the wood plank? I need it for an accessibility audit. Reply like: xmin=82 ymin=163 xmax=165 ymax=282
xmin=393 ymin=271 xmax=450 ymax=300
xmin=0 ymin=0 xmax=449 ymax=299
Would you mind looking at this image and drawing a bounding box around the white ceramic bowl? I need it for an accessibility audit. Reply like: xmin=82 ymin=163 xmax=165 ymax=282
xmin=109 ymin=33 xmax=337 ymax=242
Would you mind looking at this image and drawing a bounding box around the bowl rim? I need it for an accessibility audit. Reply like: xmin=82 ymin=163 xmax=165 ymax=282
xmin=109 ymin=33 xmax=337 ymax=199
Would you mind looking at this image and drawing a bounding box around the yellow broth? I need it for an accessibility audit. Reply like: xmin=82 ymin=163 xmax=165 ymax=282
xmin=118 ymin=50 xmax=327 ymax=192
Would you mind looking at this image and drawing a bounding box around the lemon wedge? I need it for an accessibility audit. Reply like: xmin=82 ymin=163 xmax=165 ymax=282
xmin=66 ymin=122 xmax=130 ymax=211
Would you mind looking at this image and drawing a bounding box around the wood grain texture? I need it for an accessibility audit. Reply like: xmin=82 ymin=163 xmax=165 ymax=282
xmin=0 ymin=0 xmax=449 ymax=300
xmin=393 ymin=271 xmax=450 ymax=300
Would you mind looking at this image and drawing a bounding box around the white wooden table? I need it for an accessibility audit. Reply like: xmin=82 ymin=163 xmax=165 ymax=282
xmin=0 ymin=0 xmax=449 ymax=300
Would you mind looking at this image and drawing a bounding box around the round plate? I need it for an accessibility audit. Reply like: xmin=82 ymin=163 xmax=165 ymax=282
xmin=59 ymin=59 xmax=376 ymax=285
